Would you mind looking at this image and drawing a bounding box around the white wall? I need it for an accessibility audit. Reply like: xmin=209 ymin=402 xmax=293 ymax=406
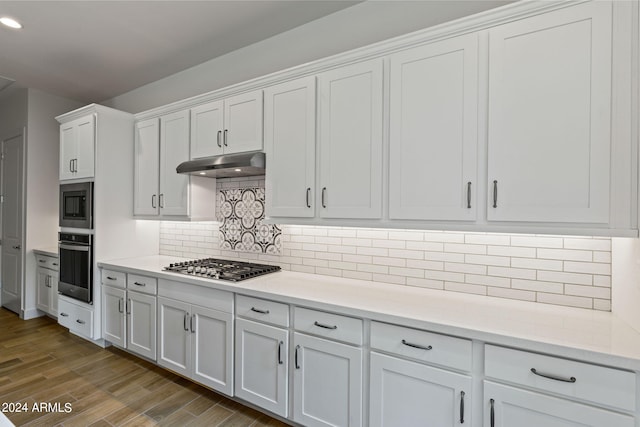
xmin=21 ymin=90 xmax=83 ymax=318
xmin=103 ymin=1 xmax=511 ymax=113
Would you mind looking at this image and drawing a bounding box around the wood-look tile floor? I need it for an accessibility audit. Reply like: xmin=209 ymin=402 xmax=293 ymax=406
xmin=0 ymin=308 xmax=290 ymax=427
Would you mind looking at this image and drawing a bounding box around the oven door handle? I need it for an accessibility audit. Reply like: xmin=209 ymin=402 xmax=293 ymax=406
xmin=59 ymin=244 xmax=90 ymax=252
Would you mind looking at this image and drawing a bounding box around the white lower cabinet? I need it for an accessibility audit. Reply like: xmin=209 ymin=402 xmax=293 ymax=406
xmin=370 ymin=352 xmax=471 ymax=426
xmin=484 ymin=382 xmax=634 ymax=427
xmin=235 ymin=318 xmax=288 ymax=417
xmin=157 ymin=295 xmax=233 ymax=396
xmin=58 ymin=296 xmax=93 ymax=338
xmin=36 ymin=254 xmax=59 ymax=317
xmin=292 ymin=332 xmax=363 ymax=427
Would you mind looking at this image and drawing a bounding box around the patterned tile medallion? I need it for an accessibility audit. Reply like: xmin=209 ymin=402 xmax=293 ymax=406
xmin=219 ymin=187 xmax=281 ymax=254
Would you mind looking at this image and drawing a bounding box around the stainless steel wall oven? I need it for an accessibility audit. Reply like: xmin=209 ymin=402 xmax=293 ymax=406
xmin=59 ymin=182 xmax=93 ymax=229
xmin=58 ymin=232 xmax=93 ymax=304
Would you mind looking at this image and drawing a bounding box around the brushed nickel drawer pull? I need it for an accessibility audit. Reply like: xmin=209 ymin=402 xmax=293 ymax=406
xmin=60 ymin=312 xmax=69 ymax=317
xmin=76 ymin=319 xmax=85 ymax=325
xmin=530 ymin=368 xmax=576 ymax=383
xmin=106 ymin=276 xmax=117 ymax=281
xmin=250 ymin=307 xmax=270 ymax=314
xmin=133 ymin=281 xmax=146 ymax=287
xmin=39 ymin=259 xmax=46 ymax=263
xmin=314 ymin=321 xmax=337 ymax=330
xmin=401 ymin=339 xmax=432 ymax=351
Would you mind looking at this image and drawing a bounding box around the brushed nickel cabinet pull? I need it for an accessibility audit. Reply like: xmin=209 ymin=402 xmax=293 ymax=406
xmin=223 ymin=129 xmax=228 ymax=147
xmin=60 ymin=312 xmax=69 ymax=317
xmin=295 ymin=345 xmax=301 ymax=369
xmin=39 ymin=259 xmax=46 ymax=263
xmin=151 ymin=194 xmax=157 ymax=209
xmin=76 ymin=319 xmax=85 ymax=324
xmin=217 ymin=130 xmax=222 ymax=148
xmin=314 ymin=321 xmax=337 ymax=330
xmin=106 ymin=276 xmax=117 ymax=281
xmin=460 ymin=391 xmax=465 ymax=423
xmin=133 ymin=282 xmax=146 ymax=287
xmin=306 ymin=188 xmax=311 ymax=208
xmin=467 ymin=182 xmax=472 ymax=209
xmin=183 ymin=313 xmax=189 ymax=331
xmin=190 ymin=315 xmax=196 ymax=333
xmin=126 ymin=299 xmax=131 ymax=314
xmin=159 ymin=194 xmax=164 ymax=208
xmin=250 ymin=307 xmax=269 ymax=314
xmin=530 ymin=368 xmax=576 ymax=383
xmin=401 ymin=339 xmax=432 ymax=351
xmin=118 ymin=299 xmax=123 ymax=314
xmin=278 ymin=341 xmax=284 ymax=365
xmin=492 ymin=180 xmax=498 ymax=208
xmin=490 ymin=399 xmax=495 ymax=427
xmin=321 ymin=187 xmax=327 ymax=208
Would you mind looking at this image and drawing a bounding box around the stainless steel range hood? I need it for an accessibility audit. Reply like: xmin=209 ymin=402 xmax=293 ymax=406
xmin=176 ymin=152 xmax=265 ymax=178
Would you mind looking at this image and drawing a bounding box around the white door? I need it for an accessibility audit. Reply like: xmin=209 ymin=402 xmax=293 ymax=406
xmin=157 ymin=297 xmax=191 ymax=377
xmin=134 ymin=118 xmax=160 ymax=216
xmin=264 ymin=76 xmax=316 ymax=218
xmin=103 ymin=285 xmax=126 ymax=347
xmin=224 ymin=90 xmax=263 ymax=154
xmin=159 ymin=110 xmax=190 ymax=216
xmin=191 ymin=100 xmax=224 ymax=158
xmin=1 ymin=132 xmax=23 ymax=314
xmin=318 ymin=59 xmax=383 ymax=219
xmin=487 ymin=1 xmax=612 ymax=223
xmin=293 ymin=332 xmax=363 ymax=427
xmin=235 ymin=318 xmax=288 ymax=417
xmin=191 ymin=305 xmax=233 ymax=395
xmin=484 ymin=382 xmax=634 ymax=427
xmin=127 ymin=291 xmax=156 ymax=361
xmin=370 ymin=352 xmax=471 ymax=427
xmin=389 ymin=34 xmax=478 ymax=221
xmin=73 ymin=114 xmax=96 ymax=180
xmin=36 ymin=267 xmax=50 ymax=313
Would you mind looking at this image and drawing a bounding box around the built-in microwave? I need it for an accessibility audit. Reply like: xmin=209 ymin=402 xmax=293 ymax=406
xmin=60 ymin=182 xmax=93 ymax=229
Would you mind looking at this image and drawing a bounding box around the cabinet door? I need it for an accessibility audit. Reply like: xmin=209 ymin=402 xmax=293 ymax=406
xmin=235 ymin=318 xmax=288 ymax=417
xmin=264 ymin=76 xmax=316 ymax=218
xmin=389 ymin=34 xmax=478 ymax=221
xmin=50 ymin=271 xmax=58 ymax=316
xmin=103 ymin=286 xmax=126 ymax=348
xmin=318 ymin=59 xmax=383 ymax=219
xmin=191 ymin=305 xmax=233 ymax=396
xmin=59 ymin=114 xmax=95 ymax=180
xmin=224 ymin=90 xmax=263 ymax=154
xmin=74 ymin=114 xmax=96 ymax=179
xmin=160 ymin=111 xmax=190 ymax=216
xmin=127 ymin=291 xmax=156 ymax=361
xmin=157 ymin=297 xmax=190 ymax=377
xmin=370 ymin=352 xmax=470 ymax=427
xmin=484 ymin=382 xmax=634 ymax=427
xmin=36 ymin=268 xmax=50 ymax=313
xmin=134 ymin=118 xmax=160 ymax=216
xmin=191 ymin=100 xmax=224 ymax=159
xmin=487 ymin=2 xmax=612 ymax=223
xmin=293 ymin=332 xmax=362 ymax=427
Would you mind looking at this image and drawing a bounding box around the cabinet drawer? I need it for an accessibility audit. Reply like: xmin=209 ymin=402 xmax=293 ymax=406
xmin=127 ymin=274 xmax=157 ymax=295
xmin=485 ymin=345 xmax=636 ymax=412
xmin=294 ymin=307 xmax=362 ymax=345
xmin=236 ymin=295 xmax=289 ymax=327
xmin=58 ymin=299 xmax=93 ymax=338
xmin=371 ymin=321 xmax=472 ymax=372
xmin=102 ymin=269 xmax=126 ymax=288
xmin=36 ymin=255 xmax=59 ymax=271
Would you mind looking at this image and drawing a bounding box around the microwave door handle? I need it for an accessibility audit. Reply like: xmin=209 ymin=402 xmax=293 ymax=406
xmin=59 ymin=244 xmax=90 ymax=252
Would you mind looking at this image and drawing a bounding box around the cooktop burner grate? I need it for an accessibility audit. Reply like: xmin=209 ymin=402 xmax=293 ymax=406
xmin=164 ymin=258 xmax=281 ymax=281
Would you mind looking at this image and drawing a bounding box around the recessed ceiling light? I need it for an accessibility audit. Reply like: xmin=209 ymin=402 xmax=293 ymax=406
xmin=234 ymin=168 xmax=241 ymax=172
xmin=0 ymin=17 xmax=22 ymax=29
xmin=199 ymin=172 xmax=206 ymax=175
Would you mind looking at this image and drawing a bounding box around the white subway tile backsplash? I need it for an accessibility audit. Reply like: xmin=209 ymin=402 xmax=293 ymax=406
xmin=160 ymin=210 xmax=612 ymax=311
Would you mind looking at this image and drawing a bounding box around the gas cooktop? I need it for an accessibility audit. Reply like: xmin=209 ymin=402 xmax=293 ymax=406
xmin=164 ymin=258 xmax=281 ymax=281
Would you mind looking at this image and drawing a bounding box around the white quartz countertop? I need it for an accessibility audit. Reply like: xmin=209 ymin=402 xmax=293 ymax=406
xmin=99 ymin=255 xmax=640 ymax=370
xmin=33 ymin=247 xmax=58 ymax=257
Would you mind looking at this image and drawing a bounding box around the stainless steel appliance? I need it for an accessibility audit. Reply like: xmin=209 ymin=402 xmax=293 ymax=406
xmin=164 ymin=258 xmax=280 ymax=281
xmin=58 ymin=232 xmax=93 ymax=304
xmin=60 ymin=182 xmax=93 ymax=229
xmin=176 ymin=152 xmax=265 ymax=178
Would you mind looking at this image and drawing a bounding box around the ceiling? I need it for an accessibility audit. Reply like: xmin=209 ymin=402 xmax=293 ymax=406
xmin=0 ymin=1 xmax=512 ymax=104
xmin=0 ymin=1 xmax=359 ymax=103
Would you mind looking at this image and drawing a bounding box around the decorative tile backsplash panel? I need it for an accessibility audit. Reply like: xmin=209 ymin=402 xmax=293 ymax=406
xmin=159 ymin=177 xmax=612 ymax=312
xmin=218 ymin=187 xmax=281 ymax=254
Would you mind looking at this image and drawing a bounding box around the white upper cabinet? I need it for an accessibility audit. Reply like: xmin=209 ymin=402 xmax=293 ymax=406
xmin=189 ymin=90 xmax=263 ymax=159
xmin=264 ymin=76 xmax=316 ymax=218
xmin=59 ymin=114 xmax=95 ymax=180
xmin=134 ymin=118 xmax=160 ymax=216
xmin=487 ymin=1 xmax=612 ymax=224
xmin=389 ymin=33 xmax=479 ymax=221
xmin=159 ymin=110 xmax=190 ymax=216
xmin=190 ymin=100 xmax=224 ymax=159
xmin=318 ymin=59 xmax=383 ymax=219
xmin=134 ymin=111 xmax=216 ymax=220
